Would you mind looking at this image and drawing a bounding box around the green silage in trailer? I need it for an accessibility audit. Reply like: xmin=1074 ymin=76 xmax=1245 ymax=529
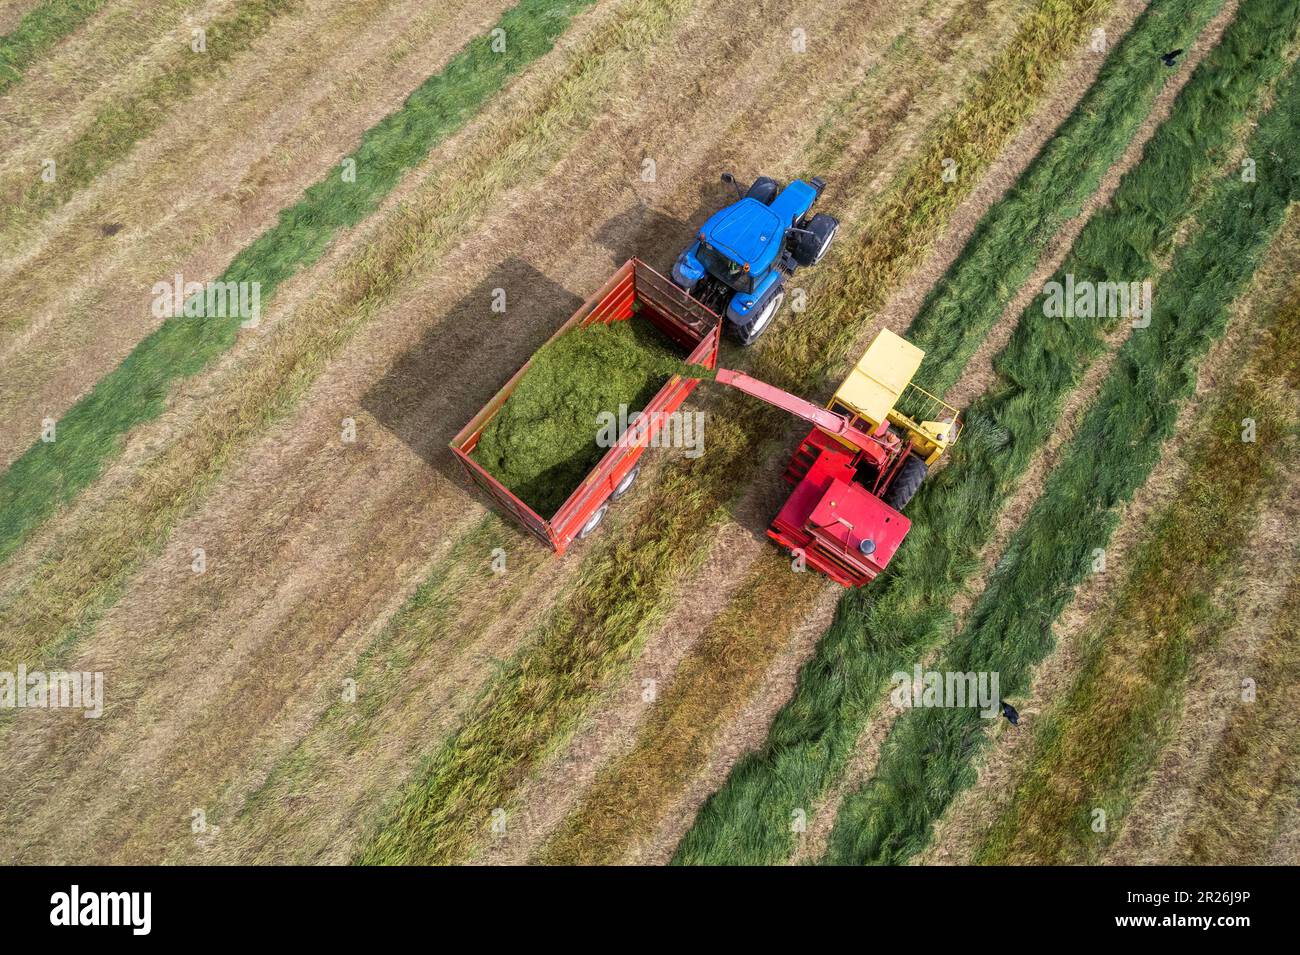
xmin=474 ymin=318 xmax=683 ymax=517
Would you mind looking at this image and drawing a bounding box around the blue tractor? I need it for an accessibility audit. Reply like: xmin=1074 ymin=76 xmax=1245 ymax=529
xmin=672 ymin=172 xmax=838 ymax=345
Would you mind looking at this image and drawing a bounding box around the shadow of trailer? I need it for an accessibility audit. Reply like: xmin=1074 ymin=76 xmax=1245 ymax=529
xmin=450 ymin=259 xmax=721 ymax=554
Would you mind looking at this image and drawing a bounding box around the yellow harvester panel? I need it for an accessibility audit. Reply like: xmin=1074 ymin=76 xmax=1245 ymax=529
xmin=832 ymin=329 xmax=924 ymax=425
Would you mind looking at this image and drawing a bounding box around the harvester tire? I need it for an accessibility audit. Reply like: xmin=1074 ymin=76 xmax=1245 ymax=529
xmin=793 ymin=212 xmax=838 ymax=266
xmin=745 ymin=176 xmax=780 ymax=205
xmin=883 ymin=456 xmax=927 ymax=511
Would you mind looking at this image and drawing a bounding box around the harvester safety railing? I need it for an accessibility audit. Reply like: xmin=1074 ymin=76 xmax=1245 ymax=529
xmin=893 ymin=382 xmax=962 ymax=442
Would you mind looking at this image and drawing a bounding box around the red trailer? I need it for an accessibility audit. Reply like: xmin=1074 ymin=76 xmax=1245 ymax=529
xmin=450 ymin=259 xmax=720 ymax=553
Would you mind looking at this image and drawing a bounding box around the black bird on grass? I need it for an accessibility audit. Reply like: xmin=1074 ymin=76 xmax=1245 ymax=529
xmin=1160 ymin=49 xmax=1184 ymax=67
xmin=1000 ymin=700 xmax=1021 ymax=726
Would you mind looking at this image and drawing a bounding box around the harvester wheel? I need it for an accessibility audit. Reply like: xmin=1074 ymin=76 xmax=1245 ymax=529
xmin=793 ymin=213 xmax=838 ymax=266
xmin=577 ymin=503 xmax=610 ymax=539
xmin=745 ymin=176 xmax=780 ymax=205
xmin=883 ymin=456 xmax=927 ymax=511
xmin=611 ymin=465 xmax=640 ymax=500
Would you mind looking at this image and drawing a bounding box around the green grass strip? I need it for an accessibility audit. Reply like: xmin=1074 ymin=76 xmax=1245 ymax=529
xmin=675 ymin=0 xmax=1297 ymax=865
xmin=824 ymin=46 xmax=1300 ymax=866
xmin=2 ymin=0 xmax=300 ymax=232
xmin=973 ymin=272 xmax=1300 ymax=864
xmin=0 ymin=0 xmax=598 ymax=566
xmin=357 ymin=0 xmax=1121 ymax=867
xmin=0 ymin=0 xmax=106 ymax=93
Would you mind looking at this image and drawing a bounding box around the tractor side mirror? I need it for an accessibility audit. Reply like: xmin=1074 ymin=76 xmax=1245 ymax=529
xmin=720 ymin=172 xmax=743 ymax=198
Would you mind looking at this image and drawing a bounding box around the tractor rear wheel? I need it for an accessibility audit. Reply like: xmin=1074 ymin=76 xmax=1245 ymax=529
xmin=745 ymin=176 xmax=780 ymax=205
xmin=883 ymin=456 xmax=927 ymax=511
xmin=793 ymin=212 xmax=838 ymax=267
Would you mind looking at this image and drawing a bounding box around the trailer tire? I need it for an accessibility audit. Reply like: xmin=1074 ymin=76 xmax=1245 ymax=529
xmin=736 ymin=289 xmax=785 ymax=346
xmin=793 ymin=213 xmax=838 ymax=267
xmin=611 ymin=465 xmax=640 ymax=500
xmin=577 ymin=503 xmax=610 ymax=539
xmin=745 ymin=176 xmax=780 ymax=205
xmin=883 ymin=456 xmax=927 ymax=511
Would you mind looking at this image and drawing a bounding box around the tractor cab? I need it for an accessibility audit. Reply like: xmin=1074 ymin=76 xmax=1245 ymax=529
xmin=672 ymin=173 xmax=838 ymax=345
xmin=693 ymin=199 xmax=784 ymax=295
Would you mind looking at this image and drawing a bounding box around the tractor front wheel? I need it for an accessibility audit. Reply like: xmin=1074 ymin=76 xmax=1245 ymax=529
xmin=883 ymin=456 xmax=927 ymax=511
xmin=736 ymin=289 xmax=785 ymax=346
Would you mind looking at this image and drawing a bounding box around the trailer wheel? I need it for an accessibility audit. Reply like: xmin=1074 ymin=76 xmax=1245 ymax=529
xmin=745 ymin=176 xmax=779 ymax=205
xmin=577 ymin=503 xmax=610 ymax=539
xmin=611 ymin=465 xmax=640 ymax=500
xmin=793 ymin=213 xmax=838 ymax=267
xmin=883 ymin=456 xmax=927 ymax=511
xmin=736 ymin=289 xmax=785 ymax=346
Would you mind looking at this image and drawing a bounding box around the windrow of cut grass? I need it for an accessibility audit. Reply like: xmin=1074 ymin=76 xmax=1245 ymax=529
xmin=542 ymin=0 xmax=1234 ymax=866
xmin=355 ymin=0 xmax=1127 ymax=866
xmin=674 ymin=0 xmax=1288 ymax=866
xmin=823 ymin=49 xmax=1300 ymax=865
xmin=0 ymin=0 xmax=300 ymax=241
xmin=0 ymin=0 xmax=599 ymax=568
xmin=971 ymin=260 xmax=1300 ymax=864
xmin=0 ymin=0 xmax=105 ymax=94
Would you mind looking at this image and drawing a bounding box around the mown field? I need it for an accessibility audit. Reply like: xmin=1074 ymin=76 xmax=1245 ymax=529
xmin=0 ymin=0 xmax=1295 ymax=866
